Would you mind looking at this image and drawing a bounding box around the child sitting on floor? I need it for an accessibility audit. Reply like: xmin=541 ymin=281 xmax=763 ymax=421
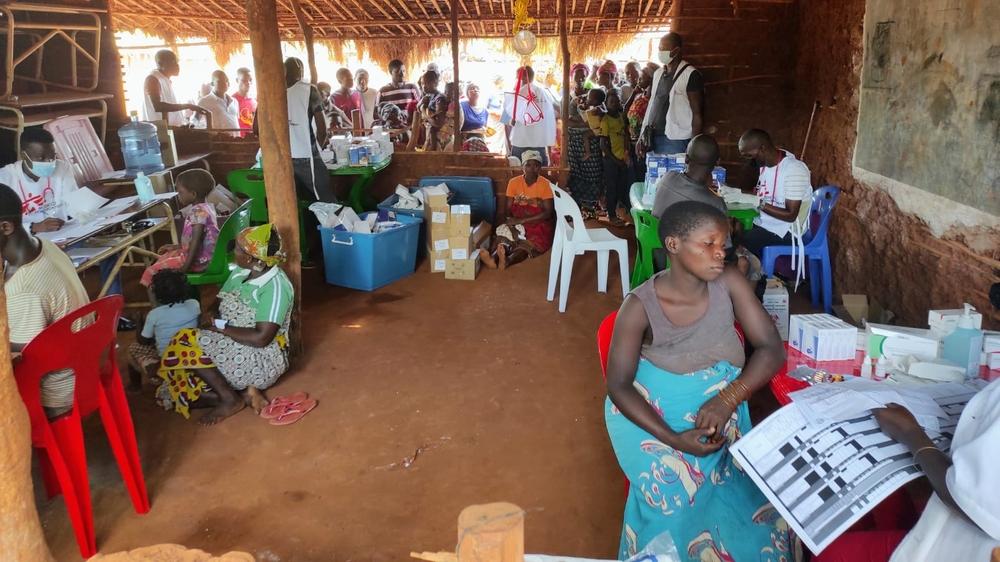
xmin=140 ymin=168 xmax=220 ymax=287
xmin=127 ymin=269 xmax=200 ymax=391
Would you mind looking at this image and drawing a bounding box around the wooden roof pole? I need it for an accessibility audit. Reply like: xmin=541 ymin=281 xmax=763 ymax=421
xmin=0 ymin=286 xmax=54 ymax=561
xmin=451 ymin=0 xmax=460 ymax=152
xmin=559 ymin=0 xmax=569 ymax=171
xmin=290 ymin=0 xmax=318 ymax=83
xmin=246 ymin=0 xmax=303 ymax=352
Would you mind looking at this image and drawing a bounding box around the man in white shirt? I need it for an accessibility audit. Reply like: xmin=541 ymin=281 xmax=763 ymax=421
xmin=0 ymin=127 xmax=132 ymax=328
xmin=0 ymin=128 xmax=79 ymax=234
xmin=737 ymin=128 xmax=812 ymax=259
xmin=355 ymin=69 xmax=379 ymax=129
xmin=196 ymin=70 xmax=240 ymax=132
xmin=638 ymin=33 xmax=705 ymax=156
xmin=503 ymin=66 xmax=559 ymax=166
xmin=143 ymin=50 xmax=208 ymax=126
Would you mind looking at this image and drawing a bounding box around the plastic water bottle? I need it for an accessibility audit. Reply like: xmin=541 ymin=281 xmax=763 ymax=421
xmin=942 ymin=304 xmax=985 ymax=379
xmin=134 ymin=171 xmax=155 ymax=203
xmin=119 ymin=111 xmax=165 ymax=175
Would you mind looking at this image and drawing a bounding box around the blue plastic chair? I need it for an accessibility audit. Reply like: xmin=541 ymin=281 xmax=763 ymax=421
xmin=761 ymin=185 xmax=840 ymax=313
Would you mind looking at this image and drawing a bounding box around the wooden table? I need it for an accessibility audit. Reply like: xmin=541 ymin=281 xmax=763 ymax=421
xmin=38 ymin=194 xmax=179 ymax=306
xmin=0 ymin=92 xmax=113 ymax=147
xmin=328 ymin=156 xmax=391 ymax=213
xmin=629 ymin=182 xmax=760 ymax=228
xmin=769 ymin=344 xmax=865 ymax=405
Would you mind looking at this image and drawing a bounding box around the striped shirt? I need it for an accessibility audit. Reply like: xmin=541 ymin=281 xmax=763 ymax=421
xmin=378 ymin=82 xmax=420 ymax=121
xmin=6 ymin=238 xmax=90 ymax=409
xmin=222 ymin=266 xmax=294 ymax=326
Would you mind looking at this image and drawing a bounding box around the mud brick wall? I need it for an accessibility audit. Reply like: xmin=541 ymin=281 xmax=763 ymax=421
xmin=785 ymin=0 xmax=999 ymax=328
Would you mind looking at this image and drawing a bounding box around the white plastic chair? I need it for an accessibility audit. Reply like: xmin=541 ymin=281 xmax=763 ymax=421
xmin=547 ymin=185 xmax=629 ymax=312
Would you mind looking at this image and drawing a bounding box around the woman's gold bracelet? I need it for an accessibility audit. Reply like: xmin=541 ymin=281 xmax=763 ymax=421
xmin=914 ymin=445 xmax=941 ymax=461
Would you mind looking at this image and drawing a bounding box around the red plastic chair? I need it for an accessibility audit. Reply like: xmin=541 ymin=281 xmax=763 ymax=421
xmin=596 ymin=310 xmax=630 ymax=496
xmin=13 ymin=296 xmax=150 ymax=558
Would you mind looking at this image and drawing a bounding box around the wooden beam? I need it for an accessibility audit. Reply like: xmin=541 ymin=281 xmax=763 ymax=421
xmin=289 ymin=0 xmax=318 ymax=84
xmin=0 ymin=282 xmax=55 ymax=562
xmin=115 ymin=10 xmax=754 ymax=26
xmin=245 ymin=0 xmax=302 ymax=352
xmin=560 ymin=0 xmax=569 ymax=171
xmin=451 ymin=0 xmax=460 ymax=153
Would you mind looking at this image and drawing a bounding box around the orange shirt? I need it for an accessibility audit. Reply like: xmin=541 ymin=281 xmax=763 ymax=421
xmin=506 ymin=174 xmax=553 ymax=206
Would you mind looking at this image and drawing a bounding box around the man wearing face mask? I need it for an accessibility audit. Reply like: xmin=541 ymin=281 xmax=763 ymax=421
xmin=0 ymin=127 xmax=134 ymax=329
xmin=638 ymin=32 xmax=704 ymax=157
xmin=0 ymin=128 xmax=79 ymax=234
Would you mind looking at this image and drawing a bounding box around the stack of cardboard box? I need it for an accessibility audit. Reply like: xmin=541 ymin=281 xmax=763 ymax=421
xmin=426 ymin=194 xmax=491 ymax=280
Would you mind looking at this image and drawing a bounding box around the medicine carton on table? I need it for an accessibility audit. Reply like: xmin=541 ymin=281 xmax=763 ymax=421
xmin=788 ymin=314 xmax=858 ymax=361
xmin=866 ymin=323 xmax=940 ymax=362
xmin=928 ymin=305 xmax=983 ymax=336
xmin=762 ymin=278 xmax=790 ymax=341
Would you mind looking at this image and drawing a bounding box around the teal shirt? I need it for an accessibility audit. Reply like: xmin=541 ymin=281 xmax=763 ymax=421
xmin=222 ymin=266 xmax=294 ymax=325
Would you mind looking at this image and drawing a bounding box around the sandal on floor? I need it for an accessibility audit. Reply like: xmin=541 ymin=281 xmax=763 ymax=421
xmin=260 ymin=392 xmax=309 ymax=419
xmin=269 ymin=398 xmax=318 ymax=426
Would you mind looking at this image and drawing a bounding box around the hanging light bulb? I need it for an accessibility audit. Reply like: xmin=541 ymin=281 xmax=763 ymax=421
xmin=513 ymin=28 xmax=537 ymax=55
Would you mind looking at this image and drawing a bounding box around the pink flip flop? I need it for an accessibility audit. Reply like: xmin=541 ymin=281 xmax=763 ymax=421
xmin=268 ymin=398 xmax=317 ymax=426
xmin=259 ymin=392 xmax=310 ymax=419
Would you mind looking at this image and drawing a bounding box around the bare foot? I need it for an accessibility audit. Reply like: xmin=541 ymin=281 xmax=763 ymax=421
xmin=497 ymin=244 xmax=508 ymax=271
xmin=480 ymin=249 xmax=497 ymax=269
xmin=198 ymin=399 xmax=245 ymax=426
xmin=244 ymin=386 xmax=269 ymax=414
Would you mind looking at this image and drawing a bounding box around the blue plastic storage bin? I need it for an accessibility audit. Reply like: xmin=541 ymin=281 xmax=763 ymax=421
xmin=418 ymin=176 xmax=496 ymax=224
xmin=377 ymin=176 xmax=497 ymax=225
xmin=319 ymin=213 xmax=422 ymax=291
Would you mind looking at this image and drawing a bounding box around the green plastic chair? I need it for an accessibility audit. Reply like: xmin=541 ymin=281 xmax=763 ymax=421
xmin=226 ymin=169 xmax=268 ymax=224
xmin=226 ymin=169 xmax=313 ymax=260
xmin=187 ymin=200 xmax=252 ymax=287
xmin=630 ymin=208 xmax=666 ymax=289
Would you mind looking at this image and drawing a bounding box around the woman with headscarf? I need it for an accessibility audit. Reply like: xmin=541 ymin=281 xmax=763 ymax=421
xmin=157 ymin=224 xmax=296 ymax=425
xmin=566 ymin=62 xmax=604 ymax=217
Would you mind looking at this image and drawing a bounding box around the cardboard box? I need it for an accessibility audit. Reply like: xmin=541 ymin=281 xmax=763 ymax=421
xmin=833 ymin=294 xmax=894 ymax=327
xmin=448 ymin=205 xmax=472 ymax=237
xmin=789 ymin=314 xmax=858 ymax=361
xmin=928 ymin=306 xmax=983 ymax=336
xmin=866 ymin=323 xmax=940 ymax=362
xmin=429 ymin=249 xmax=449 ymax=273
xmin=762 ymin=278 xmax=789 ymax=341
xmin=425 ymin=193 xmax=449 ymax=208
xmin=445 ymin=250 xmax=482 ymax=280
xmin=449 ymin=235 xmax=471 ymax=260
xmin=428 ymin=206 xmax=450 ymax=227
xmin=988 ymin=352 xmax=1000 ymax=371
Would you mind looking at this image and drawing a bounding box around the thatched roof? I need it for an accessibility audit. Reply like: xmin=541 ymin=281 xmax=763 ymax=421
xmin=111 ymin=0 xmax=679 ymax=43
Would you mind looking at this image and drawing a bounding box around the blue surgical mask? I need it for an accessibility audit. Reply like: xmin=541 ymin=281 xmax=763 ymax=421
xmin=25 ymin=154 xmax=57 ymax=178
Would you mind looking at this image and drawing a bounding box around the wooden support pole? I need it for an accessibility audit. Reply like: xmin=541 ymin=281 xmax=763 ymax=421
xmin=451 ymin=0 xmax=460 ymax=152
xmin=246 ymin=0 xmax=303 ymax=352
xmin=290 ymin=0 xmax=318 ymax=84
xmin=0 ymin=283 xmax=55 ymax=561
xmin=559 ymin=0 xmax=569 ymax=170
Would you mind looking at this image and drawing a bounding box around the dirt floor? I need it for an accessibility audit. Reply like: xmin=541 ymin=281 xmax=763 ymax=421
xmin=38 ymin=239 xmax=808 ymax=561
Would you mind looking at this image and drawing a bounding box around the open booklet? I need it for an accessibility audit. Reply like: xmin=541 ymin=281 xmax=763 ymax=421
xmin=730 ymin=379 xmax=986 ymax=554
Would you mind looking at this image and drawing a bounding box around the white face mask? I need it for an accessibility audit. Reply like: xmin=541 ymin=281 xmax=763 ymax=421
xmin=657 ymin=50 xmax=674 ymax=65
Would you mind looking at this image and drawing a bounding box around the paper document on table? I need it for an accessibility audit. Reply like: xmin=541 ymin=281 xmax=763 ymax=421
xmin=731 ymin=381 xmax=981 ymax=554
xmin=66 ymin=246 xmax=111 ymax=267
xmin=788 ymin=379 xmax=947 ymax=432
xmin=149 ymin=192 xmax=177 ymax=201
xmin=63 ymin=187 xmax=109 ymax=215
xmin=35 ymin=220 xmax=104 ymax=244
xmin=96 ymin=196 xmax=140 ymax=218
